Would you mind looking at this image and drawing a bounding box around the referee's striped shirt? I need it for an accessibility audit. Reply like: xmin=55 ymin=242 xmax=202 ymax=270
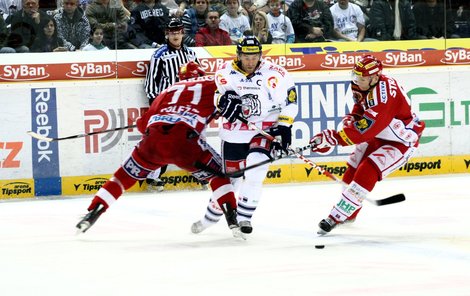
xmin=144 ymin=44 xmax=199 ymax=101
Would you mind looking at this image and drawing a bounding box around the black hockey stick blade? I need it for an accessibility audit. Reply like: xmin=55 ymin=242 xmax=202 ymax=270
xmin=370 ymin=193 xmax=406 ymax=206
xmin=27 ymin=124 xmax=137 ymax=142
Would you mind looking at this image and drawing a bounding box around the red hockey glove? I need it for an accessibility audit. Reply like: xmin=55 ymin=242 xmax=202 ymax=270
xmin=310 ymin=129 xmax=339 ymax=155
xmin=218 ymin=91 xmax=242 ymax=123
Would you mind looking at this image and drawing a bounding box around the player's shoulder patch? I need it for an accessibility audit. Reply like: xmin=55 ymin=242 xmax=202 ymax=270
xmin=286 ymin=86 xmax=297 ymax=105
xmin=154 ymin=45 xmax=168 ymax=58
xmin=354 ymin=115 xmax=374 ymax=133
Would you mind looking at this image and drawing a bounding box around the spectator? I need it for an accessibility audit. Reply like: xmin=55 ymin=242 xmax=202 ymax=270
xmin=181 ymin=0 xmax=208 ymax=46
xmin=7 ymin=0 xmax=48 ymax=52
xmin=85 ymin=0 xmax=136 ymax=49
xmin=288 ymin=0 xmax=334 ymax=42
xmin=82 ymin=23 xmax=109 ymax=50
xmin=241 ymin=0 xmax=255 ymax=23
xmin=413 ymin=0 xmax=456 ymax=39
xmin=220 ymin=0 xmax=251 ymax=44
xmin=330 ymin=0 xmax=374 ymax=41
xmin=1 ymin=14 xmax=16 ymax=53
xmin=195 ymin=9 xmax=231 ymax=46
xmin=452 ymin=4 xmax=470 ymax=38
xmin=161 ymin=0 xmax=187 ymax=17
xmin=31 ymin=15 xmax=68 ymax=51
xmin=367 ymin=0 xmax=417 ymax=41
xmin=128 ymin=0 xmax=170 ymax=48
xmin=1 ymin=0 xmax=22 ymax=23
xmin=208 ymin=0 xmax=226 ymax=17
xmin=251 ymin=10 xmax=272 ymax=43
xmin=54 ymin=0 xmax=90 ymax=50
xmin=266 ymin=0 xmax=295 ymax=44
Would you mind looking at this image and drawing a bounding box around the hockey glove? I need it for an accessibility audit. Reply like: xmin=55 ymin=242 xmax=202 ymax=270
xmin=310 ymin=129 xmax=339 ymax=155
xmin=269 ymin=125 xmax=292 ymax=153
xmin=218 ymin=91 xmax=242 ymax=123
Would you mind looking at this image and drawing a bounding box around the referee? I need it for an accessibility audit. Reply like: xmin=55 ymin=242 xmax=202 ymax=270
xmin=144 ymin=18 xmax=203 ymax=192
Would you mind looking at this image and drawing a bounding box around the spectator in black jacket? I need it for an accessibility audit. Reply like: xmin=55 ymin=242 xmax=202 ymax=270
xmin=413 ymin=0 xmax=456 ymax=39
xmin=287 ymin=0 xmax=334 ymax=42
xmin=128 ymin=0 xmax=170 ymax=48
xmin=367 ymin=0 xmax=417 ymax=41
xmin=7 ymin=0 xmax=48 ymax=52
xmin=1 ymin=14 xmax=16 ymax=53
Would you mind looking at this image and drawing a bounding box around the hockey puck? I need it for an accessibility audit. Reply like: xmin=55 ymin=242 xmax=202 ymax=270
xmin=315 ymin=245 xmax=325 ymax=249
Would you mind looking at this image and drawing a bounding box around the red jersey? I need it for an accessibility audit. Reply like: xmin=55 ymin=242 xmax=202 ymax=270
xmin=338 ymin=74 xmax=423 ymax=147
xmin=138 ymin=76 xmax=218 ymax=135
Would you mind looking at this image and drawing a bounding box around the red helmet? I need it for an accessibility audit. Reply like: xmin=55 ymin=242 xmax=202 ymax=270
xmin=352 ymin=55 xmax=383 ymax=77
xmin=178 ymin=61 xmax=206 ymax=81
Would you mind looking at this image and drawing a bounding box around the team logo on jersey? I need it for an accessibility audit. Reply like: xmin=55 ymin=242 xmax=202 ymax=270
xmin=367 ymin=92 xmax=377 ymax=108
xmin=267 ymin=76 xmax=278 ymax=88
xmin=216 ymin=74 xmax=227 ymax=85
xmin=287 ymin=87 xmax=297 ymax=104
xmin=240 ymin=93 xmax=261 ymax=118
xmin=354 ymin=116 xmax=374 ymax=133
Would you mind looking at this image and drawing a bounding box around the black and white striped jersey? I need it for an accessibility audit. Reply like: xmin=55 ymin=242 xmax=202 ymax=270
xmin=144 ymin=44 xmax=199 ymax=102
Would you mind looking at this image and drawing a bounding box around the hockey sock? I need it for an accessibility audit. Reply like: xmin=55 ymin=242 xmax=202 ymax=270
xmin=87 ymin=167 xmax=137 ymax=211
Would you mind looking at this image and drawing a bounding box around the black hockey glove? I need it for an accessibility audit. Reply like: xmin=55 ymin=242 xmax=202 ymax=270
xmin=218 ymin=91 xmax=242 ymax=123
xmin=269 ymin=125 xmax=292 ymax=153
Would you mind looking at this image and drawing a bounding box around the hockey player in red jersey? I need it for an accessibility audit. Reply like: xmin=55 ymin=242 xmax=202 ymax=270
xmin=76 ymin=62 xmax=241 ymax=237
xmin=310 ymin=55 xmax=425 ymax=235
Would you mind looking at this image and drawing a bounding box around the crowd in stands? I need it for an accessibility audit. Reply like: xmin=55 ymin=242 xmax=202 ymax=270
xmin=1 ymin=0 xmax=469 ymax=53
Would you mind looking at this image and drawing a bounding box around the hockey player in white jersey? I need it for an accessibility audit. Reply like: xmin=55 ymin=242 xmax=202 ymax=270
xmin=191 ymin=35 xmax=298 ymax=235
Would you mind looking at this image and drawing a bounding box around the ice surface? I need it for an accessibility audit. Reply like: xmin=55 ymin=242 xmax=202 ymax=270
xmin=1 ymin=174 xmax=469 ymax=296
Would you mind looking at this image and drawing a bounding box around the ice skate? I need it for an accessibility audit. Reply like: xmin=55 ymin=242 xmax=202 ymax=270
xmin=239 ymin=220 xmax=253 ymax=234
xmin=191 ymin=220 xmax=208 ymax=234
xmin=76 ymin=204 xmax=106 ymax=234
xmin=317 ymin=216 xmax=338 ymax=235
xmin=200 ymin=181 xmax=209 ymax=190
xmin=146 ymin=178 xmax=165 ymax=192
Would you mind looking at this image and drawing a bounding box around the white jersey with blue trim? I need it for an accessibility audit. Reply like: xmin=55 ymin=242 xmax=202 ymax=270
xmin=214 ymin=59 xmax=298 ymax=143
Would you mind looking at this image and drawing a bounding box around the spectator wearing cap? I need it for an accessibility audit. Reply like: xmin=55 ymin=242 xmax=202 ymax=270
xmin=220 ymin=0 xmax=251 ymax=44
xmin=195 ymin=8 xmax=231 ymax=46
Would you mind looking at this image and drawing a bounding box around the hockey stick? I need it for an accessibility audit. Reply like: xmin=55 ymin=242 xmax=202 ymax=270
xmin=27 ymin=125 xmax=137 ymax=142
xmin=238 ymin=117 xmax=405 ymax=206
xmin=195 ymin=144 xmax=311 ymax=178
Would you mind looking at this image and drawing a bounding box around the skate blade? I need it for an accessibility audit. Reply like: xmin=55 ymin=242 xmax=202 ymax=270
xmin=75 ymin=221 xmax=91 ymax=235
xmin=231 ymin=227 xmax=247 ymax=240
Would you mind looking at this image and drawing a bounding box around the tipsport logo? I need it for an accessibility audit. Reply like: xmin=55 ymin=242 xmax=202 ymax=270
xmin=407 ymin=87 xmax=470 ymax=145
xmin=83 ymin=108 xmax=148 ymax=153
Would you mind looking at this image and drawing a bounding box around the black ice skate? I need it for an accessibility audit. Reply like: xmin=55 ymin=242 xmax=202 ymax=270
xmin=221 ymin=202 xmax=246 ymax=239
xmin=317 ymin=216 xmax=338 ymax=235
xmin=76 ymin=204 xmax=106 ymax=234
xmin=146 ymin=178 xmax=165 ymax=192
xmin=239 ymin=220 xmax=253 ymax=234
